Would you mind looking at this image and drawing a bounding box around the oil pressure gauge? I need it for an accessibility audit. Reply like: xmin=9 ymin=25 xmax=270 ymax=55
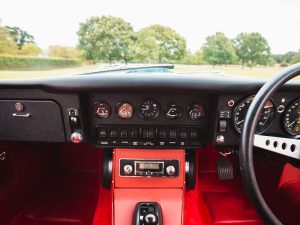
xmin=187 ymin=103 xmax=205 ymax=120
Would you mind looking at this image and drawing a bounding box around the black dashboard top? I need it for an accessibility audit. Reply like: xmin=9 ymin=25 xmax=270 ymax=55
xmin=0 ymin=72 xmax=299 ymax=93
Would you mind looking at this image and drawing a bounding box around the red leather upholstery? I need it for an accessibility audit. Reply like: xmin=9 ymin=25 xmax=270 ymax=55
xmin=11 ymin=143 xmax=101 ymax=225
xmin=274 ymin=163 xmax=300 ymax=225
xmin=185 ymin=146 xmax=264 ymax=225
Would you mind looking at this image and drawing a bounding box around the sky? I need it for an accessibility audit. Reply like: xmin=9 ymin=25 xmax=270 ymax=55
xmin=0 ymin=0 xmax=299 ymax=54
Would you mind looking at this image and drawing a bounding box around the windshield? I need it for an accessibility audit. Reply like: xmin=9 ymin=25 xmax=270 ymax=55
xmin=0 ymin=0 xmax=299 ymax=79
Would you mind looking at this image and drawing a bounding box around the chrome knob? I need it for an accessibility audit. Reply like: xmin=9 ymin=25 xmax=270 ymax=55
xmin=123 ymin=164 xmax=133 ymax=175
xmin=71 ymin=132 xmax=83 ymax=144
xmin=216 ymin=135 xmax=225 ymax=144
xmin=166 ymin=165 xmax=176 ymax=176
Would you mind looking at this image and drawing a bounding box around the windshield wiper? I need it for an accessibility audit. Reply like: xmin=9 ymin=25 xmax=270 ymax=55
xmin=77 ymin=64 xmax=174 ymax=75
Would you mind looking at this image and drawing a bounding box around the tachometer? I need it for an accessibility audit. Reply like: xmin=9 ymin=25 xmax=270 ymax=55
xmin=233 ymin=96 xmax=275 ymax=134
xmin=138 ymin=98 xmax=160 ymax=120
xmin=283 ymin=98 xmax=300 ymax=136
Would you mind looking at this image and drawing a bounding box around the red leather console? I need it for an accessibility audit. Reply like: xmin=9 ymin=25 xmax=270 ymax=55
xmin=113 ymin=148 xmax=185 ymax=225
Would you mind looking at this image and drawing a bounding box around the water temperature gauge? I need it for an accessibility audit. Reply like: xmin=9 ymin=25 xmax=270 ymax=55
xmin=164 ymin=102 xmax=183 ymax=119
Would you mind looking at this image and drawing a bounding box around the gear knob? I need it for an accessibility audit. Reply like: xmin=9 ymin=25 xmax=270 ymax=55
xmin=133 ymin=202 xmax=162 ymax=225
xmin=143 ymin=212 xmax=158 ymax=225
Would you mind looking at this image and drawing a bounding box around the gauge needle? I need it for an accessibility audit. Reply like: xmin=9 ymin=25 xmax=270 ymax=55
xmin=264 ymin=105 xmax=273 ymax=109
xmin=288 ymin=121 xmax=295 ymax=128
xmin=236 ymin=120 xmax=244 ymax=125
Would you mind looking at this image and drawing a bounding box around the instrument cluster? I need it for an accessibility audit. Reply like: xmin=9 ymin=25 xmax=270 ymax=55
xmin=93 ymin=98 xmax=205 ymax=121
xmin=231 ymin=95 xmax=300 ymax=136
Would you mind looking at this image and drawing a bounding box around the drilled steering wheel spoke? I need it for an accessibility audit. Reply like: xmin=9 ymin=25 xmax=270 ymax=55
xmin=254 ymin=134 xmax=300 ymax=160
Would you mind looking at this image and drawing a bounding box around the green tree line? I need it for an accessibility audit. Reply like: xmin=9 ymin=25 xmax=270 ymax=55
xmin=1 ymin=16 xmax=300 ymax=68
xmin=77 ymin=16 xmax=300 ymax=67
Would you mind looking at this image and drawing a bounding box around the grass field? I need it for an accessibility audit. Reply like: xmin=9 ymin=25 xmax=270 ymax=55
xmin=0 ymin=64 xmax=286 ymax=80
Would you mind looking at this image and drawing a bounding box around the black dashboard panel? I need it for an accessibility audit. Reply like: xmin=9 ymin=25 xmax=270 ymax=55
xmin=88 ymin=93 xmax=215 ymax=148
xmin=0 ymin=100 xmax=65 ymax=142
xmin=0 ymin=73 xmax=300 ymax=148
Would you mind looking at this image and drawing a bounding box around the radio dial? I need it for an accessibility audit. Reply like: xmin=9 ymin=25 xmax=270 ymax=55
xmin=123 ymin=164 xmax=133 ymax=175
xmin=166 ymin=165 xmax=176 ymax=176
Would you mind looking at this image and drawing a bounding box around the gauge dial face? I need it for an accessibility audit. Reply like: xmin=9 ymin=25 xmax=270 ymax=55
xmin=187 ymin=103 xmax=205 ymax=120
xmin=233 ymin=96 xmax=275 ymax=134
xmin=94 ymin=101 xmax=111 ymax=119
xmin=283 ymin=98 xmax=300 ymax=136
xmin=164 ymin=102 xmax=183 ymax=119
xmin=116 ymin=102 xmax=134 ymax=119
xmin=139 ymin=98 xmax=160 ymax=120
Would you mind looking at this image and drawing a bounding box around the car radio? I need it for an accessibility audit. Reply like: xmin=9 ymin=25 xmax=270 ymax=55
xmin=119 ymin=159 xmax=179 ymax=177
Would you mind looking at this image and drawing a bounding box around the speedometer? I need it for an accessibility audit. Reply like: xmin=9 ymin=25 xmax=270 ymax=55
xmin=283 ymin=98 xmax=300 ymax=136
xmin=232 ymin=96 xmax=275 ymax=134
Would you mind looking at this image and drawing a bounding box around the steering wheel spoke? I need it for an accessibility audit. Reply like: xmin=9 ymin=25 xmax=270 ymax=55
xmin=254 ymin=134 xmax=300 ymax=160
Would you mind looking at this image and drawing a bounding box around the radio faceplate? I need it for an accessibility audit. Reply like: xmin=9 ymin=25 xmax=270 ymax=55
xmin=120 ymin=159 xmax=179 ymax=177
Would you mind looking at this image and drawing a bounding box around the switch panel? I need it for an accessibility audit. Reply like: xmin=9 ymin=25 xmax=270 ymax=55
xmin=96 ymin=125 xmax=204 ymax=148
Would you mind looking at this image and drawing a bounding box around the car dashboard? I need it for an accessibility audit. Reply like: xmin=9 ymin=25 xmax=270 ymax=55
xmin=0 ymin=73 xmax=299 ymax=149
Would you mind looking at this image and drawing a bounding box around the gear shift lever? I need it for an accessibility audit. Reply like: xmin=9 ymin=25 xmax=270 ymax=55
xmin=133 ymin=202 xmax=162 ymax=225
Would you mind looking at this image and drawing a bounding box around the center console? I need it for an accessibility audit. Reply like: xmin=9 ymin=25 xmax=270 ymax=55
xmin=103 ymin=148 xmax=194 ymax=225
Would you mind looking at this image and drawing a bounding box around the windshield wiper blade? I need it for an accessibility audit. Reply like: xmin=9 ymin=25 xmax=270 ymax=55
xmin=77 ymin=64 xmax=174 ymax=75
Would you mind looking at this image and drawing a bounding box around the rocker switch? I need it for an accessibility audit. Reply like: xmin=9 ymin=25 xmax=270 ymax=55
xmin=70 ymin=116 xmax=80 ymax=131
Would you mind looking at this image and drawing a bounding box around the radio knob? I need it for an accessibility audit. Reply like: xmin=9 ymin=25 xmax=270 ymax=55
xmin=166 ymin=165 xmax=176 ymax=176
xmin=123 ymin=164 xmax=133 ymax=175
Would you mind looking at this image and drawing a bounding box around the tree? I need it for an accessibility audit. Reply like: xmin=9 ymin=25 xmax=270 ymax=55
xmin=19 ymin=43 xmax=42 ymax=56
xmin=273 ymin=51 xmax=297 ymax=64
xmin=234 ymin=32 xmax=271 ymax=68
xmin=290 ymin=51 xmax=300 ymax=64
xmin=77 ymin=16 xmax=135 ymax=64
xmin=5 ymin=26 xmax=34 ymax=49
xmin=48 ymin=45 xmax=82 ymax=59
xmin=180 ymin=49 xmax=206 ymax=65
xmin=0 ymin=26 xmax=18 ymax=54
xmin=135 ymin=25 xmax=186 ymax=63
xmin=202 ymin=32 xmax=237 ymax=66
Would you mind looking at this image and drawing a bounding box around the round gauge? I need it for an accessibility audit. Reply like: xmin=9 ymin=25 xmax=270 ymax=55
xmin=187 ymin=103 xmax=205 ymax=120
xmin=164 ymin=102 xmax=183 ymax=119
xmin=283 ymin=98 xmax=300 ymax=136
xmin=233 ymin=96 xmax=275 ymax=134
xmin=116 ymin=102 xmax=134 ymax=119
xmin=138 ymin=98 xmax=160 ymax=120
xmin=94 ymin=101 xmax=111 ymax=119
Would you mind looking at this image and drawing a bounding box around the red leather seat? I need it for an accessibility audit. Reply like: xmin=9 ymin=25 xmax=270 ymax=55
xmin=274 ymin=181 xmax=300 ymax=225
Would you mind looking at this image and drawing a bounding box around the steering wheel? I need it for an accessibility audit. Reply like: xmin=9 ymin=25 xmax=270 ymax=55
xmin=239 ymin=63 xmax=300 ymax=225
